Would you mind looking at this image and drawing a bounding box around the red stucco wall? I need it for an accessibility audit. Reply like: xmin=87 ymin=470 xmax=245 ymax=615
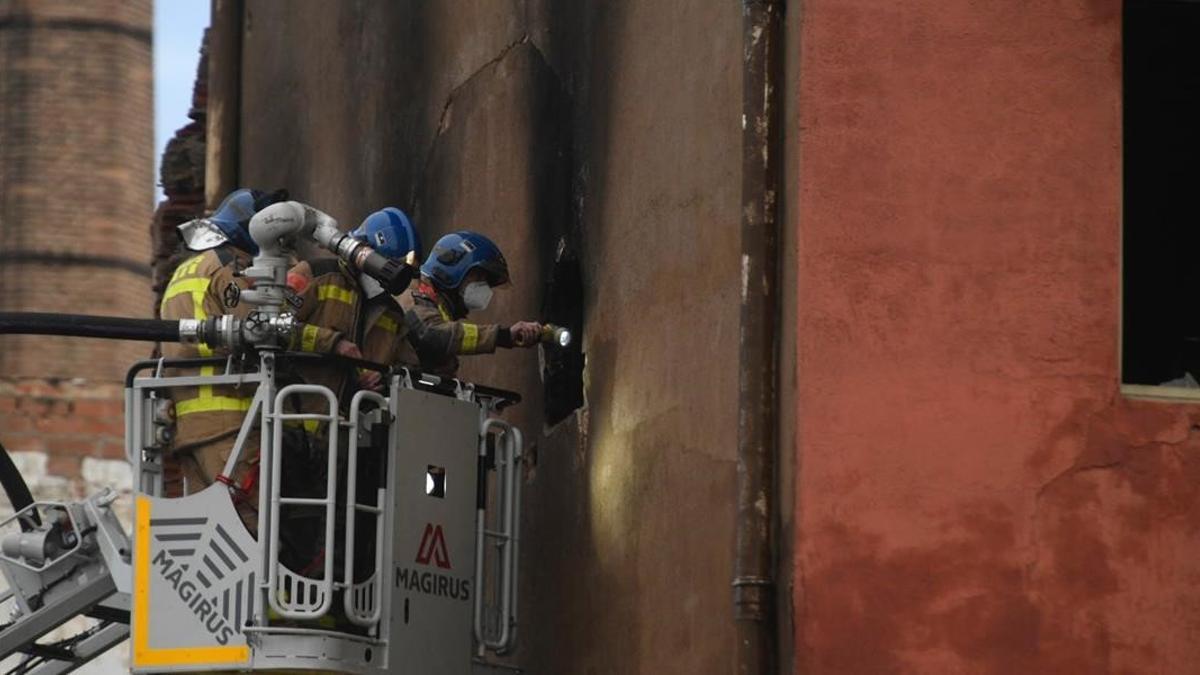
xmin=795 ymin=1 xmax=1200 ymax=672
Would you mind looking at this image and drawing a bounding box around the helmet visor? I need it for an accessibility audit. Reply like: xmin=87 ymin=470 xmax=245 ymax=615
xmin=177 ymin=217 xmax=231 ymax=251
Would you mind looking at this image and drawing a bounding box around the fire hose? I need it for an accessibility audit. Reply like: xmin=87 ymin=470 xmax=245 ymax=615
xmin=0 ymin=439 xmax=37 ymax=532
xmin=0 ymin=313 xmax=182 ymax=342
xmin=0 ymin=312 xmax=185 ymax=531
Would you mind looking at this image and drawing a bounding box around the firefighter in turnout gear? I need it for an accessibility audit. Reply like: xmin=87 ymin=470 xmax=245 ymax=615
xmin=355 ymin=208 xmax=423 ymax=368
xmin=286 ymin=206 xmax=424 ymax=391
xmin=281 ymin=206 xmax=422 ymax=581
xmin=403 ymin=231 xmax=541 ymax=378
xmin=286 ymin=259 xmax=378 ymax=401
xmin=160 ymin=188 xmax=346 ymax=529
xmin=345 ymin=207 xmax=422 ymax=584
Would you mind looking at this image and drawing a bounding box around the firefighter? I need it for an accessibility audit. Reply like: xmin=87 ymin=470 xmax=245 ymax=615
xmin=345 ymin=207 xmax=422 ymax=584
xmin=281 ymin=206 xmax=422 ymax=583
xmin=356 ymin=207 xmax=423 ymax=368
xmin=282 ymin=205 xmax=426 ymax=422
xmin=403 ymin=231 xmax=541 ymax=378
xmin=160 ymin=188 xmax=354 ymax=529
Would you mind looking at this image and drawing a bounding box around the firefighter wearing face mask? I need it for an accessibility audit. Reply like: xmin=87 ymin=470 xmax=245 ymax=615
xmin=402 ymin=231 xmax=541 ymax=378
xmin=161 ymin=189 xmax=347 ymax=527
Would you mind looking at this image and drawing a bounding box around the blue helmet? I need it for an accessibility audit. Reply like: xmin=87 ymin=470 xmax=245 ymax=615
xmin=177 ymin=188 xmax=288 ymax=254
xmin=420 ymin=231 xmax=510 ymax=290
xmin=350 ymin=207 xmax=422 ymax=262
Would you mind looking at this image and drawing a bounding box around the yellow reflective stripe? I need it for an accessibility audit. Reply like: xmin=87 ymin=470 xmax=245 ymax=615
xmin=184 ymin=255 xmax=203 ymax=276
xmin=191 ymin=288 xmax=215 ymax=399
xmin=175 ymin=395 xmax=254 ymax=416
xmin=164 ymin=258 xmax=242 ymax=411
xmin=160 ymin=256 xmax=206 ymax=312
xmin=162 ymin=270 xmax=225 ymax=398
xmin=376 ymin=314 xmax=398 ymax=334
xmin=317 ymin=284 xmax=355 ymax=306
xmin=461 ymin=323 xmax=479 ymax=352
xmin=282 ymin=419 xmax=324 ymax=433
xmin=162 ymin=277 xmax=210 ymax=302
xmin=196 ymin=345 xmax=214 ymax=388
xmin=196 ymin=363 xmax=216 ymax=400
xmin=301 ymin=324 xmax=319 ymax=352
xmin=437 ymin=304 xmax=451 ymax=322
xmin=169 ymin=255 xmax=203 ymax=283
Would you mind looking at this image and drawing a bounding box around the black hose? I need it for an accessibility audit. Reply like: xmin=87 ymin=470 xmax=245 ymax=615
xmin=0 ymin=312 xmax=180 ymax=343
xmin=0 ymin=439 xmax=39 ymax=531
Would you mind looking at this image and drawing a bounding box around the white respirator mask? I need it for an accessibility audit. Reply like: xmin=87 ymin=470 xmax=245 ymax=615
xmin=461 ymin=281 xmax=494 ymax=311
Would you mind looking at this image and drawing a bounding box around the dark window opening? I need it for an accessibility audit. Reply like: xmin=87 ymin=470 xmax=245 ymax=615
xmin=1122 ymin=0 xmax=1200 ymax=386
xmin=541 ymin=241 xmax=584 ymax=426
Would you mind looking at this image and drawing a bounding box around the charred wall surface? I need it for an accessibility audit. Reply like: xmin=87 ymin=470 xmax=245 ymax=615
xmin=237 ymin=1 xmax=742 ymax=672
xmin=794 ymin=1 xmax=1200 ymax=672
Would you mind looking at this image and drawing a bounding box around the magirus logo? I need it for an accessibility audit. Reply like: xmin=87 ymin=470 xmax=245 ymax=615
xmin=415 ymin=523 xmax=451 ymax=569
xmin=395 ymin=522 xmax=470 ymax=602
xmin=150 ymin=518 xmax=252 ymax=645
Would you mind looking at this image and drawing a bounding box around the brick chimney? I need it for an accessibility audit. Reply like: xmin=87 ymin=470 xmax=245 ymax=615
xmin=0 ymin=0 xmax=153 ymax=497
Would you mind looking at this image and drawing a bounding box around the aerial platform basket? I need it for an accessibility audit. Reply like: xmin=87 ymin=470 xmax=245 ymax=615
xmin=0 ymin=351 xmax=524 ymax=675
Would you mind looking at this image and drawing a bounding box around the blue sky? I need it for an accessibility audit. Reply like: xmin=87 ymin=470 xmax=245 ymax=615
xmin=154 ymin=0 xmax=211 ymax=202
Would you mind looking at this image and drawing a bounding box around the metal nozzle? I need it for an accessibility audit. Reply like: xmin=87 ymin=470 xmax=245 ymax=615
xmin=176 ymin=313 xmax=297 ymax=350
xmin=177 ymin=319 xmax=203 ymax=344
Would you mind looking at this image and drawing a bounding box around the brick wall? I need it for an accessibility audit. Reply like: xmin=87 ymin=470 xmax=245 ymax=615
xmin=0 ymin=6 xmax=158 ymax=665
xmin=151 ymin=29 xmax=208 ymax=309
xmin=0 ymin=379 xmax=127 ymax=484
xmin=0 ymin=0 xmax=154 ymax=382
xmin=0 ymin=0 xmax=155 ymax=536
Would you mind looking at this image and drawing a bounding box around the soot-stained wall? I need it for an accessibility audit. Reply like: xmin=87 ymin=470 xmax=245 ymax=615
xmin=796 ymin=1 xmax=1200 ymax=672
xmin=237 ymin=1 xmax=742 ymax=672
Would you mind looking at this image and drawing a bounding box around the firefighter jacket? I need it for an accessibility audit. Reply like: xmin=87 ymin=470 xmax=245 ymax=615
xmin=289 ymin=257 xmax=364 ymax=414
xmin=400 ymin=280 xmax=512 ymax=378
xmin=159 ymin=246 xmax=342 ymax=491
xmin=361 ymin=295 xmax=420 ymax=369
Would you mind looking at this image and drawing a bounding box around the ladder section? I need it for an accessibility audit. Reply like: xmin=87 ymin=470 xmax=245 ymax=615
xmin=0 ymin=492 xmax=131 ymax=672
xmin=473 ymin=418 xmax=522 ymax=654
xmin=342 ymin=389 xmax=390 ymax=628
xmin=267 ymin=384 xmax=339 ymax=620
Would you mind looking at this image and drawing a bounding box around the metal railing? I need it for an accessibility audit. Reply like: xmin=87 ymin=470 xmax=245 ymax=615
xmin=342 ymin=389 xmax=389 ymax=628
xmin=122 ymin=354 xmax=528 ymax=666
xmin=267 ymin=384 xmax=339 ymax=620
xmin=473 ymin=417 xmax=522 ymax=653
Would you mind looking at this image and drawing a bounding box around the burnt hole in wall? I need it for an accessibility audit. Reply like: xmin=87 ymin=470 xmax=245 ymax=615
xmin=1122 ymin=0 xmax=1200 ymax=386
xmin=541 ymin=241 xmax=584 ymax=427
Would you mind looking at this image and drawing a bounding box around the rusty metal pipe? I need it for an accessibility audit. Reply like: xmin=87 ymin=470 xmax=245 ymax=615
xmin=734 ymin=0 xmax=783 ymax=673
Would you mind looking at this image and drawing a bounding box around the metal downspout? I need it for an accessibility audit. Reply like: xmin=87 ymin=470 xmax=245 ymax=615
xmin=735 ymin=1 xmax=783 ymax=674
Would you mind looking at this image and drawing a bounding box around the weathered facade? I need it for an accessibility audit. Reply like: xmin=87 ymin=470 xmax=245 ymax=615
xmin=227 ymin=2 xmax=750 ymax=671
xmin=131 ymin=0 xmax=1200 ymax=672
xmin=795 ymin=1 xmax=1200 ymax=672
xmin=0 ymin=2 xmax=154 ymax=671
xmin=0 ymin=0 xmax=152 ymax=496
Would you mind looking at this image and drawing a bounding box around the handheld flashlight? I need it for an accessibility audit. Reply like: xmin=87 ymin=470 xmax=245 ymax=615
xmin=540 ymin=323 xmax=572 ymax=348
